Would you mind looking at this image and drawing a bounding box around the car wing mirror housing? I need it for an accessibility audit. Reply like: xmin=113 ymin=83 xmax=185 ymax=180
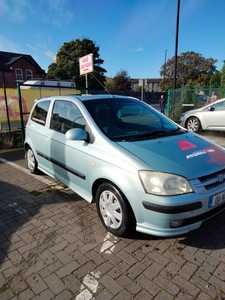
xmin=208 ymin=106 xmax=215 ymax=111
xmin=65 ymin=128 xmax=88 ymax=141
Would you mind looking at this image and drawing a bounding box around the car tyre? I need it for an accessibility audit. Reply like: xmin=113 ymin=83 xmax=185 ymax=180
xmin=26 ymin=146 xmax=39 ymax=174
xmin=186 ymin=116 xmax=201 ymax=132
xmin=96 ymin=182 xmax=135 ymax=237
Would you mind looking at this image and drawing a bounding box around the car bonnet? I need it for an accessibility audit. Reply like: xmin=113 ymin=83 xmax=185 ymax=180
xmin=117 ymin=132 xmax=225 ymax=180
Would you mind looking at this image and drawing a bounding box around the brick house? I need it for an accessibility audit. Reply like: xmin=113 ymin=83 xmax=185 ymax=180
xmin=0 ymin=51 xmax=46 ymax=87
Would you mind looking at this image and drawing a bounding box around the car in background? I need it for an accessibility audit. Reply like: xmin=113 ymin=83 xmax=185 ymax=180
xmin=180 ymin=98 xmax=225 ymax=133
xmin=196 ymin=94 xmax=207 ymax=103
xmin=25 ymin=94 xmax=225 ymax=237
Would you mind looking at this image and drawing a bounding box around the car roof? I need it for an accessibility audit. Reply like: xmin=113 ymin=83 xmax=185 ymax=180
xmin=75 ymin=94 xmax=130 ymax=101
xmin=35 ymin=94 xmax=138 ymax=103
xmin=184 ymin=98 xmax=225 ymax=115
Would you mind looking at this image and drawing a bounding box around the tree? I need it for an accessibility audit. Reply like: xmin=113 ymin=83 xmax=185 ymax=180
xmin=46 ymin=38 xmax=106 ymax=90
xmin=210 ymin=71 xmax=221 ymax=88
xmin=113 ymin=70 xmax=132 ymax=91
xmin=135 ymin=85 xmax=142 ymax=92
xmin=160 ymin=51 xmax=218 ymax=90
xmin=47 ymin=63 xmax=57 ymax=79
xmin=105 ymin=77 xmax=114 ymax=91
xmin=221 ymin=60 xmax=225 ymax=88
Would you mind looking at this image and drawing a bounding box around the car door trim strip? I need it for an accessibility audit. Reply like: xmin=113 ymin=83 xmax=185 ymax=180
xmin=36 ymin=150 xmax=86 ymax=180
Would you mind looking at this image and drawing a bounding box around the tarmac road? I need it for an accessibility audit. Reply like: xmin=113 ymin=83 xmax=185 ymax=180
xmin=0 ymin=131 xmax=225 ymax=299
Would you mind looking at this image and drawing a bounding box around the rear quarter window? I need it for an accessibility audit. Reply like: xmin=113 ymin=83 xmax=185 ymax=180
xmin=31 ymin=100 xmax=51 ymax=126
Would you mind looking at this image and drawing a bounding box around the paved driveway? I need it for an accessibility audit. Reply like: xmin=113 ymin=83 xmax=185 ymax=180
xmin=0 ymin=138 xmax=225 ymax=299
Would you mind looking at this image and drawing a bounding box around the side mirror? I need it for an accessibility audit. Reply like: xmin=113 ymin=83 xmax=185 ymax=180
xmin=208 ymin=106 xmax=215 ymax=111
xmin=65 ymin=128 xmax=88 ymax=141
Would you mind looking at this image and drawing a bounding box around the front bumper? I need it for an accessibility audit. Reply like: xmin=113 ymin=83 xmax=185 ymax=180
xmin=126 ymin=185 xmax=225 ymax=237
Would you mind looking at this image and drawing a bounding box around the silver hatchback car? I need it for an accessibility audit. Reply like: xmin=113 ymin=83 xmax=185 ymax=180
xmin=25 ymin=95 xmax=225 ymax=237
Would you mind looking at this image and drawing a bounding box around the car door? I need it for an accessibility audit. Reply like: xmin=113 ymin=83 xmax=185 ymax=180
xmin=46 ymin=99 xmax=90 ymax=199
xmin=28 ymin=99 xmax=51 ymax=171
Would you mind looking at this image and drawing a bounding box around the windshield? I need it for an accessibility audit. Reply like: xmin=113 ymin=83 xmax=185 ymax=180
xmin=84 ymin=97 xmax=184 ymax=141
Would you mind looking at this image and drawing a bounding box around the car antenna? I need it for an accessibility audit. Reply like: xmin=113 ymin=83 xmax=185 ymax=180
xmin=90 ymin=73 xmax=114 ymax=97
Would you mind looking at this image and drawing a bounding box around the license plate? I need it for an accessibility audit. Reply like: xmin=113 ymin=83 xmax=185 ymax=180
xmin=209 ymin=190 xmax=225 ymax=208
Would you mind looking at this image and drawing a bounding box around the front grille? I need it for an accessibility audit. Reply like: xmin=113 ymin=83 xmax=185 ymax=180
xmin=195 ymin=168 xmax=225 ymax=191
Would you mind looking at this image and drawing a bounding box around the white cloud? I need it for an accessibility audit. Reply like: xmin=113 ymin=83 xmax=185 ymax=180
xmin=4 ymin=0 xmax=34 ymax=23
xmin=0 ymin=0 xmax=8 ymax=17
xmin=44 ymin=50 xmax=56 ymax=62
xmin=27 ymin=45 xmax=37 ymax=51
xmin=44 ymin=0 xmax=73 ymax=27
xmin=135 ymin=47 xmax=144 ymax=52
xmin=0 ymin=35 xmax=21 ymax=53
xmin=128 ymin=47 xmax=144 ymax=53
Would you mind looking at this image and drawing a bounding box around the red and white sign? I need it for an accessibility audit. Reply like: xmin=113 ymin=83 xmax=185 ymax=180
xmin=79 ymin=53 xmax=94 ymax=75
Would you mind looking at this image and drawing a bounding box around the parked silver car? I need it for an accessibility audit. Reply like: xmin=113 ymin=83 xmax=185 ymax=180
xmin=25 ymin=95 xmax=225 ymax=237
xmin=180 ymin=98 xmax=225 ymax=133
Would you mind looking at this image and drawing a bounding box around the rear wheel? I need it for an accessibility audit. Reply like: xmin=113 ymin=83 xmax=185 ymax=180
xmin=186 ymin=117 xmax=201 ymax=132
xmin=96 ymin=182 xmax=135 ymax=237
xmin=26 ymin=146 xmax=38 ymax=174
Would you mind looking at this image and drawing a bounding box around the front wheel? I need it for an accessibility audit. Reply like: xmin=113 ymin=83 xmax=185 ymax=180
xmin=186 ymin=116 xmax=201 ymax=132
xmin=96 ymin=182 xmax=135 ymax=237
xmin=26 ymin=146 xmax=38 ymax=174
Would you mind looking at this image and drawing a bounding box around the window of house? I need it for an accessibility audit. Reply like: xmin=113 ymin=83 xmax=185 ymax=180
xmin=15 ymin=69 xmax=23 ymax=80
xmin=26 ymin=69 xmax=33 ymax=80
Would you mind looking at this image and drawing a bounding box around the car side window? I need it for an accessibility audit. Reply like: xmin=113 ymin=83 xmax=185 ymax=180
xmin=31 ymin=100 xmax=51 ymax=126
xmin=213 ymin=101 xmax=225 ymax=110
xmin=50 ymin=100 xmax=86 ymax=133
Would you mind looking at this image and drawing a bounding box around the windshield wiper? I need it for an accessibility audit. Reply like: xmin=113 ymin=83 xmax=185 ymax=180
xmin=121 ymin=130 xmax=167 ymax=141
xmin=119 ymin=128 xmax=186 ymax=142
xmin=168 ymin=128 xmax=187 ymax=135
xmin=140 ymin=130 xmax=166 ymax=138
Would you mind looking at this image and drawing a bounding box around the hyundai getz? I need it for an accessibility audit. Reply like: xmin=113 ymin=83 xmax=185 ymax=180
xmin=25 ymin=95 xmax=225 ymax=237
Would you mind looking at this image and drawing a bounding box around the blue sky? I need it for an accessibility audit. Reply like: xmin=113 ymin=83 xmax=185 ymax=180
xmin=1 ymin=0 xmax=225 ymax=79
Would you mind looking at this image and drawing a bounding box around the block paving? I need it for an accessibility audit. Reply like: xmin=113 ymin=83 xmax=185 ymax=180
xmin=0 ymin=148 xmax=225 ymax=299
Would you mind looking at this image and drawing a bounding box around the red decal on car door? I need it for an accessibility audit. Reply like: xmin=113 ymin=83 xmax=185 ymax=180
xmin=178 ymin=140 xmax=197 ymax=150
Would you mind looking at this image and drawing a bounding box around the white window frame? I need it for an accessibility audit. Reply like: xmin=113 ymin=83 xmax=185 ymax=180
xmin=26 ymin=69 xmax=33 ymax=80
xmin=15 ymin=68 xmax=23 ymax=80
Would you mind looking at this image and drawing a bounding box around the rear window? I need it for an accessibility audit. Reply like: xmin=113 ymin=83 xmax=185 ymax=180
xmin=31 ymin=100 xmax=51 ymax=126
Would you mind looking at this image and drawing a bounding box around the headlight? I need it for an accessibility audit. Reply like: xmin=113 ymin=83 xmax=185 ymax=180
xmin=139 ymin=171 xmax=193 ymax=196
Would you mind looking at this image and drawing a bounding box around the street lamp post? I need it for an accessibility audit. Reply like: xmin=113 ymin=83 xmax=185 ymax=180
xmin=163 ymin=49 xmax=168 ymax=91
xmin=173 ymin=0 xmax=180 ymax=90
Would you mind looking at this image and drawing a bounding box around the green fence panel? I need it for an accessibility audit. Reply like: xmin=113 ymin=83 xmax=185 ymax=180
xmin=167 ymin=87 xmax=225 ymax=122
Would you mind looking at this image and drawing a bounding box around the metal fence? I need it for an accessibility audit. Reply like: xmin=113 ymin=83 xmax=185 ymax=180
xmin=3 ymin=84 xmax=224 ymax=149
xmin=0 ymin=88 xmax=162 ymax=133
xmin=86 ymin=90 xmax=164 ymax=104
xmin=167 ymin=88 xmax=225 ymax=121
xmin=0 ymin=84 xmax=80 ymax=149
